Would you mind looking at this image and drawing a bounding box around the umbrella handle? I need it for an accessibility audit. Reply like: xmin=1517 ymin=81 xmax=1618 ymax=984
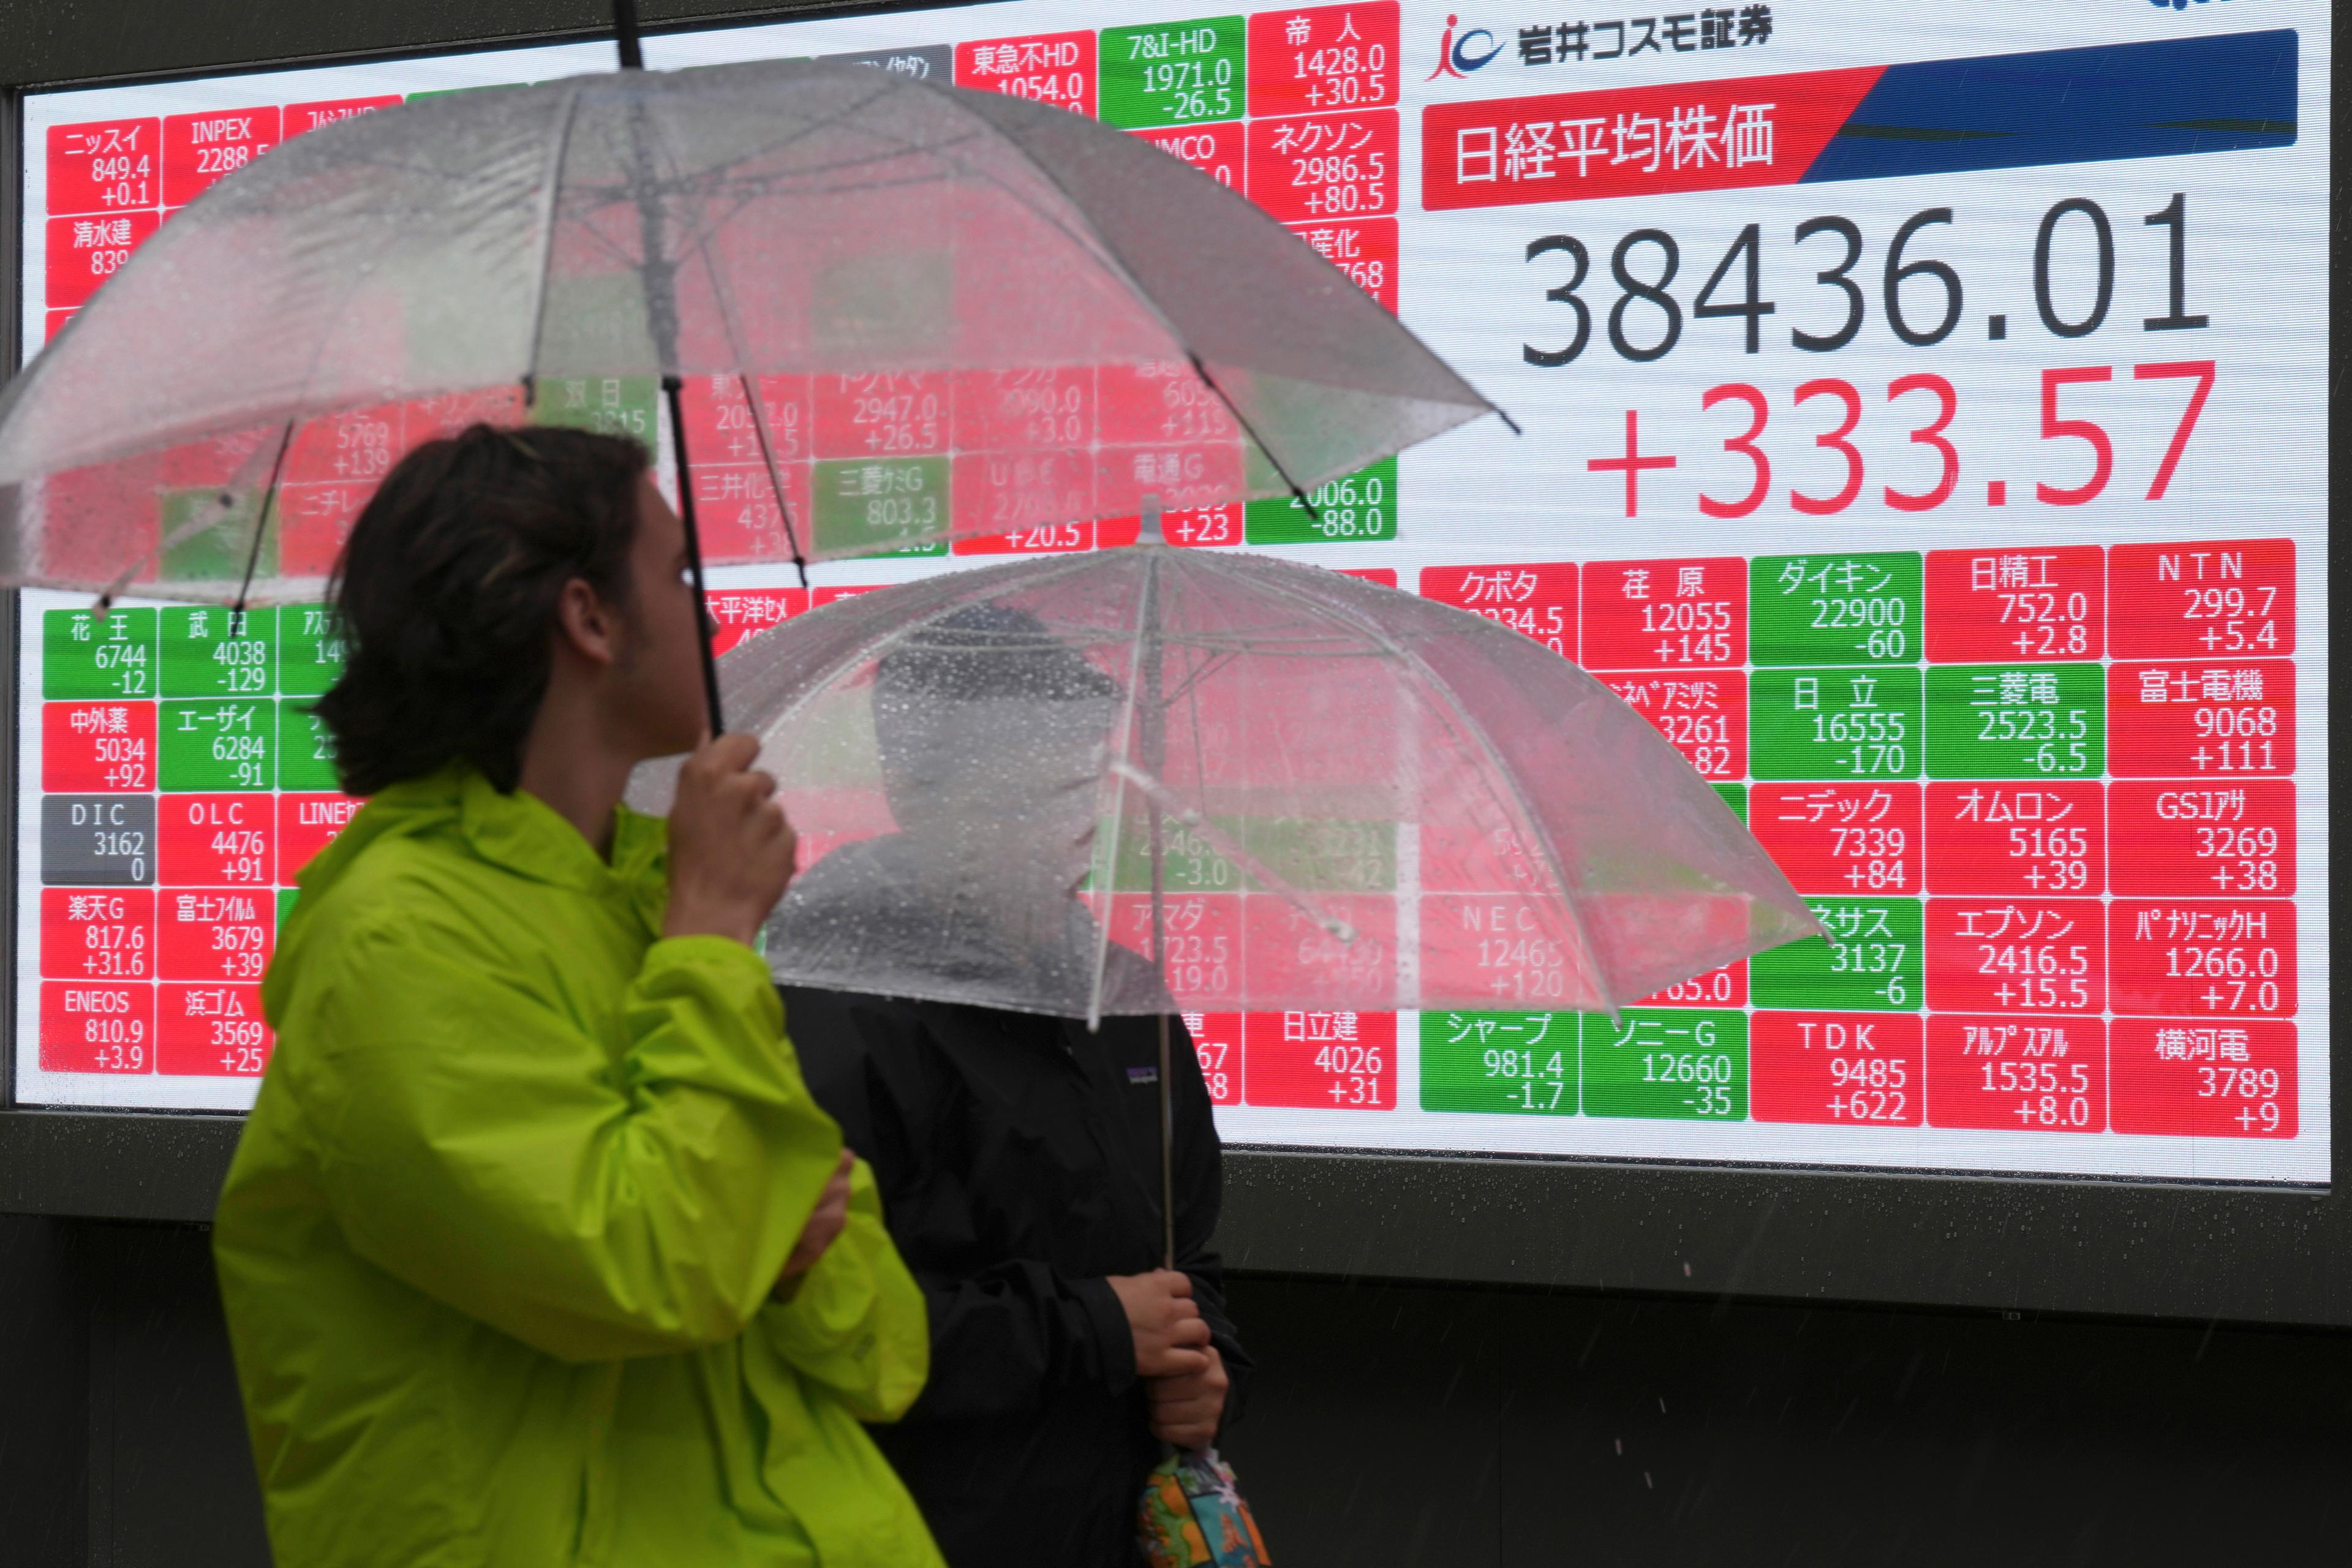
xmin=1159 ymin=1011 xmax=1177 ymax=1272
xmin=612 ymin=0 xmax=644 ymax=70
xmin=661 ymin=375 xmax=726 ymax=735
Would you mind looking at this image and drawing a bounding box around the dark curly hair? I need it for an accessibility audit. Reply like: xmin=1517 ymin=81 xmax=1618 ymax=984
xmin=311 ymin=423 xmax=649 ymax=796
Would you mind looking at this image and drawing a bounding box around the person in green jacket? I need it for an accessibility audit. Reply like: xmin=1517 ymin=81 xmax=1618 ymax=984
xmin=213 ymin=423 xmax=943 ymax=1568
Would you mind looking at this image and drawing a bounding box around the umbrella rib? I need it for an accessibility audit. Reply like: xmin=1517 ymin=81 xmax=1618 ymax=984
xmin=620 ymin=156 xmax=976 ymax=324
xmin=556 ymin=72 xmax=936 ymax=261
xmin=629 ymin=96 xmax=813 ymax=581
xmin=1158 ymin=646 xmax=1237 ymax=712
xmin=680 ymin=164 xmax=963 ymax=218
xmin=653 ymin=72 xmax=911 ymax=180
xmin=1183 ymin=352 xmax=1329 ymax=527
xmin=752 ymin=551 xmax=1114 ymax=747
xmin=578 ymin=66 xmax=948 ymax=202
xmin=1087 ymin=549 xmax=1153 ymax=1032
xmin=1184 ymin=657 xmax=1215 ymax=825
xmin=734 ymin=371 xmax=810 ymax=584
xmin=521 ymin=82 xmax=587 ymax=397
xmin=897 ymin=75 xmax=1215 ymax=312
xmin=10 ymin=149 xmax=478 ymax=486
xmin=569 ymin=125 xmax=992 ymax=211
xmin=231 ymin=419 xmax=298 ymax=614
xmin=632 ymin=96 xmax=1107 ymax=303
xmin=95 ymin=226 xmax=395 ymax=604
xmin=894 ymin=72 xmax=1490 ymax=509
xmin=1227 ymin=564 xmax=1623 ymax=1016
xmin=603 ymin=130 xmax=1000 ymax=274
xmin=92 ymin=442 xmax=268 ymax=608
xmin=888 ymin=74 xmax=1217 ymax=343
xmin=576 ymin=75 xmax=1197 ymax=445
xmin=1107 ymin=757 xmax=1357 ymax=944
xmin=1153 ymin=631 xmax=1382 ymax=658
xmin=559 ymin=200 xmax=652 ymax=274
xmin=1412 ymin=677 xmax=1619 ymax=1015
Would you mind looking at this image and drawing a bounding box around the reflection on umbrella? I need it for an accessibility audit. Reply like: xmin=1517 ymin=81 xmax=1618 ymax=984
xmin=771 ymin=601 xmax=1128 ymax=1008
xmin=630 ymin=503 xmax=1823 ymax=1256
xmin=0 ymin=56 xmax=1506 ymax=727
xmin=650 ymin=514 xmax=1819 ymax=1022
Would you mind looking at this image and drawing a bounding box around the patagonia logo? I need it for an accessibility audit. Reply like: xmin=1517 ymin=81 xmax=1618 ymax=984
xmin=1126 ymin=1066 xmax=1160 ymax=1085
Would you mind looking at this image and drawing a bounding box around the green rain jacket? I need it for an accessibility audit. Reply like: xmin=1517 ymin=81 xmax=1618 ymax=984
xmin=214 ymin=763 xmax=944 ymax=1568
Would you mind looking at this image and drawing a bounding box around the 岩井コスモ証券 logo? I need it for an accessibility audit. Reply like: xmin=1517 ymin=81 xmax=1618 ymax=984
xmin=1434 ymin=9 xmax=1774 ymax=77
xmin=1428 ymin=13 xmax=1505 ymax=77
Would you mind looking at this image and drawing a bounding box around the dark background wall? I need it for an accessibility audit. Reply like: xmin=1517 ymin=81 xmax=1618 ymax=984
xmin=4 ymin=1211 xmax=2346 ymax=1567
xmin=0 ymin=3 xmax=2345 ymax=1564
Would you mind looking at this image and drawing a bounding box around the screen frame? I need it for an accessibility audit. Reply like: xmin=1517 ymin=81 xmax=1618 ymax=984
xmin=0 ymin=0 xmax=2340 ymax=1329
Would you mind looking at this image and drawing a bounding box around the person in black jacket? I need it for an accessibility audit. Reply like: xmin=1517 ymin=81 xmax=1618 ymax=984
xmin=777 ymin=604 xmax=1249 ymax=1568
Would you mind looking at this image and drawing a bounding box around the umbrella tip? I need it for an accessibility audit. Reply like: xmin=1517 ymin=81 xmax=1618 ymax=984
xmin=1138 ymin=493 xmax=1164 ymax=546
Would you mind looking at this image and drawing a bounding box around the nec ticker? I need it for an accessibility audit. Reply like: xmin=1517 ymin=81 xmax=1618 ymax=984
xmin=13 ymin=2 xmax=2327 ymax=1186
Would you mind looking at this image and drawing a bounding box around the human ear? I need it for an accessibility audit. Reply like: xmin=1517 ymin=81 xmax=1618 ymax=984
xmin=552 ymin=576 xmax=621 ymax=668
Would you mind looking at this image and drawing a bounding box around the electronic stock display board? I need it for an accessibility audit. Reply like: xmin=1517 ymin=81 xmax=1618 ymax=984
xmin=12 ymin=2 xmax=2330 ymax=1191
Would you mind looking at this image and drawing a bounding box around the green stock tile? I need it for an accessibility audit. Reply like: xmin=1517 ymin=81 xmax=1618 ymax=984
xmin=1751 ymin=552 xmax=1922 ymax=665
xmin=1241 ymin=816 xmax=1395 ymax=892
xmin=277 ymin=701 xmax=342 ymax=793
xmin=405 ymin=83 xmax=529 ymax=100
xmin=1101 ymin=815 xmax=1393 ymax=894
xmin=1100 ymin=16 xmax=1245 ymax=127
xmin=530 ymin=374 xmax=658 ymax=451
xmin=1924 ymin=663 xmax=2105 ymax=779
xmin=1583 ymin=1008 xmax=1746 ymax=1121
xmin=44 ymin=608 xmax=156 ymax=700
xmin=1751 ymin=666 xmax=1923 ymax=781
xmin=1420 ymin=1010 xmax=1578 ymax=1115
xmin=160 ymin=606 xmax=274 ymax=698
xmin=1246 ymin=455 xmax=1397 ymax=545
xmin=812 ymin=457 xmax=951 ymax=556
xmin=1106 ymin=816 xmax=1244 ymax=894
xmin=159 ymin=488 xmax=276 ymax=586
xmin=159 ymin=699 xmax=274 ymax=791
xmin=1752 ymin=897 xmax=1923 ymax=1011
xmin=277 ymin=605 xmax=347 ymax=697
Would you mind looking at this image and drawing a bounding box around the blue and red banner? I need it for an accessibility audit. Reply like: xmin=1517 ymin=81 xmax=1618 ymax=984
xmin=1422 ymin=28 xmax=2296 ymax=211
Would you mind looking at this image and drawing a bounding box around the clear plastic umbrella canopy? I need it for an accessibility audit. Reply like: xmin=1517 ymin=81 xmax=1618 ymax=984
xmin=631 ymin=538 xmax=1821 ymax=1022
xmin=0 ymin=60 xmax=1497 ymax=605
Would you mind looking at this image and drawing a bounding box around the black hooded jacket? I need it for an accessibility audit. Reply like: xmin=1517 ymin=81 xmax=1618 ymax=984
xmin=782 ymin=955 xmax=1247 ymax=1568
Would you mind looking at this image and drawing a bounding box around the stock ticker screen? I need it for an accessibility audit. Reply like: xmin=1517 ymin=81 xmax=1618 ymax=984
xmin=11 ymin=2 xmax=2329 ymax=1187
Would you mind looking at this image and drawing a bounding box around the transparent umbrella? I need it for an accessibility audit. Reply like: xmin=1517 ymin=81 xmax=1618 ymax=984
xmin=630 ymin=506 xmax=1823 ymax=1259
xmin=0 ymin=56 xmax=1502 ymax=726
